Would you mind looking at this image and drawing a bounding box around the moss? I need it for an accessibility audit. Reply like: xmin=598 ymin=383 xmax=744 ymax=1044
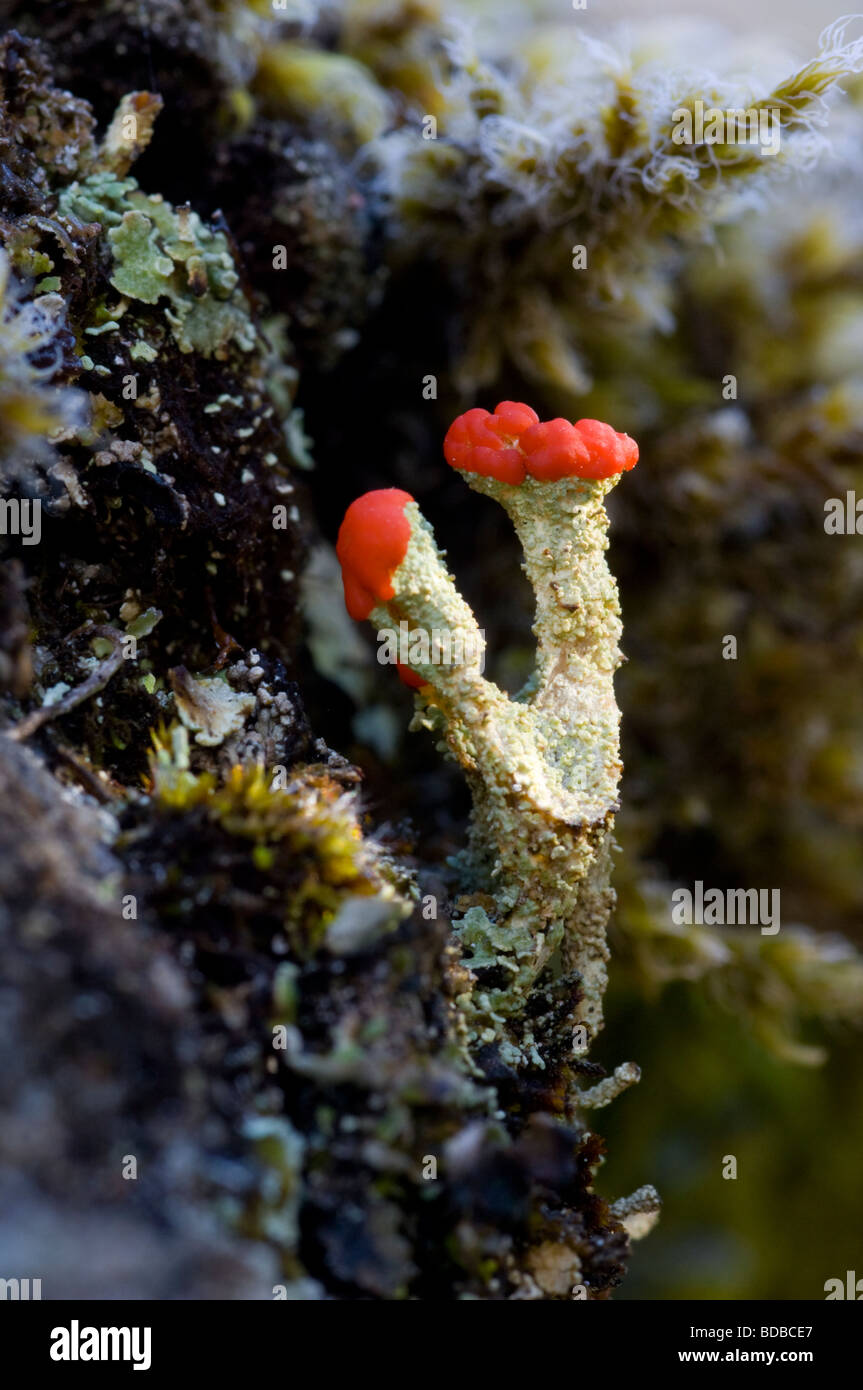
xmin=5 ymin=0 xmax=863 ymax=1302
xmin=118 ymin=724 xmax=629 ymax=1297
xmin=254 ymin=43 xmax=391 ymax=145
xmin=0 ymin=37 xmax=306 ymax=786
xmin=146 ymin=725 xmax=410 ymax=958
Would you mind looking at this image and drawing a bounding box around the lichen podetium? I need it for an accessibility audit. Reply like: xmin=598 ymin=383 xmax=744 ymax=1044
xmin=338 ymin=404 xmax=639 ymax=1092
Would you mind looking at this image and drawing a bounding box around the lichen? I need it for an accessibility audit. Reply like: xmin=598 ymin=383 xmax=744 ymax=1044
xmin=337 ymin=409 xmax=639 ymax=1079
xmin=59 ymin=172 xmax=257 ymax=357
xmin=5 ymin=0 xmax=863 ymax=1304
xmin=124 ymin=721 xmax=634 ymax=1298
xmin=170 ymin=668 xmax=258 ymax=747
xmin=0 ymin=248 xmax=85 ymax=474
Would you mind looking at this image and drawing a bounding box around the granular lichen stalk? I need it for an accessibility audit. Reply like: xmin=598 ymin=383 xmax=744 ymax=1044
xmin=338 ymin=404 xmax=639 ymax=1076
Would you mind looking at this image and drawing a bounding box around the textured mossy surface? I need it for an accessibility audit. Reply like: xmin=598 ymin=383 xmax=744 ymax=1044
xmin=0 ymin=16 xmax=631 ymax=1299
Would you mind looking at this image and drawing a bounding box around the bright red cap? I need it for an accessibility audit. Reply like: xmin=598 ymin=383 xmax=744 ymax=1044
xmin=443 ymin=401 xmax=538 ymax=485
xmin=396 ymin=662 xmax=427 ymax=689
xmin=444 ymin=401 xmax=638 ymax=483
xmin=519 ymin=418 xmax=591 ymax=482
xmin=574 ymin=419 xmax=639 ymax=478
xmin=336 ymin=488 xmax=414 ymax=621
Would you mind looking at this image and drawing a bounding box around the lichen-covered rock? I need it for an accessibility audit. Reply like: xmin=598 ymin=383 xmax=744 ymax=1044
xmin=0 ymin=0 xmax=260 ymax=199
xmin=0 ymin=36 xmax=307 ymax=782
xmin=0 ymin=735 xmax=280 ymax=1299
xmin=115 ymin=727 xmax=631 ymax=1297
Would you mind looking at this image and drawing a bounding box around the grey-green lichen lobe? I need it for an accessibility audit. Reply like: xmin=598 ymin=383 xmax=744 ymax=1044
xmin=59 ymin=171 xmax=256 ymax=356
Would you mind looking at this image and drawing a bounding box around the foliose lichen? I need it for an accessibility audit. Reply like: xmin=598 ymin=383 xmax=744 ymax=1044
xmin=59 ymin=172 xmax=257 ymax=357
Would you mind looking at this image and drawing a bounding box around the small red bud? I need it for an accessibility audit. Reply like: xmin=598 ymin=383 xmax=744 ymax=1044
xmin=336 ymin=488 xmax=414 ymax=620
xmin=443 ymin=401 xmax=538 ymax=484
xmin=520 ymin=418 xmax=591 ymax=481
xmin=396 ymin=662 xmax=427 ymax=689
xmin=574 ymin=419 xmax=639 ymax=478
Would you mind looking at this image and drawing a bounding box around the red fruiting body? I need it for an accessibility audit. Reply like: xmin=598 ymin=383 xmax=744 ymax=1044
xmin=443 ymin=400 xmax=538 ymax=485
xmin=443 ymin=402 xmax=638 ymax=483
xmin=574 ymin=418 xmax=639 ymax=478
xmin=520 ymin=418 xmax=591 ymax=481
xmin=337 ymin=406 xmax=638 ymax=687
xmin=336 ymin=488 xmax=414 ymax=620
xmin=491 ymin=399 xmax=540 ymax=437
xmin=396 ymin=662 xmax=427 ymax=689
